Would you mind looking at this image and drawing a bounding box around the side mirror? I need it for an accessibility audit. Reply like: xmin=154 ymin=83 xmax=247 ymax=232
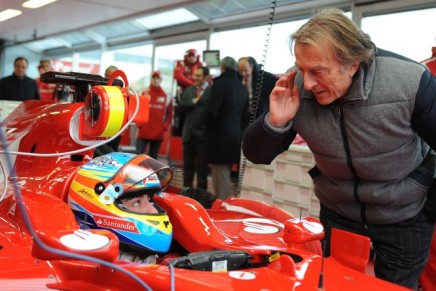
xmin=32 ymin=229 xmax=119 ymax=262
xmin=283 ymin=217 xmax=324 ymax=244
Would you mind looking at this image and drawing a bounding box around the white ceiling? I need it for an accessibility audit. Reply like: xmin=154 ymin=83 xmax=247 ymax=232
xmin=0 ymin=0 xmax=390 ymax=54
xmin=0 ymin=0 xmax=201 ymax=42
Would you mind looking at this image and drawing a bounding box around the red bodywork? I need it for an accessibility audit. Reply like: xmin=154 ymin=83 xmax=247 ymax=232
xmin=0 ymin=90 xmax=411 ymax=290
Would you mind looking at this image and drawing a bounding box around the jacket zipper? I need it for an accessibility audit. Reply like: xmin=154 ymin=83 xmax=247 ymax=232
xmin=336 ymin=105 xmax=367 ymax=223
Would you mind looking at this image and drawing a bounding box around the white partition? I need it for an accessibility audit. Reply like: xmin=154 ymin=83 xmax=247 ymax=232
xmin=240 ymin=144 xmax=319 ymax=218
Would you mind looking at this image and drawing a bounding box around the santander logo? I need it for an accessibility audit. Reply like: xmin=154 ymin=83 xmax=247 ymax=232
xmin=93 ymin=214 xmax=139 ymax=233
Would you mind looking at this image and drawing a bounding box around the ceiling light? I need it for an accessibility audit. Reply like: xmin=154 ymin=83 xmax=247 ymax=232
xmin=22 ymin=0 xmax=57 ymax=9
xmin=0 ymin=9 xmax=22 ymax=22
xmin=136 ymin=8 xmax=199 ymax=30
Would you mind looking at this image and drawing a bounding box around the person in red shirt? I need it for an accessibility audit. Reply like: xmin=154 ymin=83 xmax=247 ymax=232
xmin=173 ymin=49 xmax=203 ymax=93
xmin=421 ymin=47 xmax=436 ymax=74
xmin=136 ymin=71 xmax=173 ymax=159
xmin=36 ymin=59 xmax=56 ymax=101
xmin=419 ymin=46 xmax=436 ymax=291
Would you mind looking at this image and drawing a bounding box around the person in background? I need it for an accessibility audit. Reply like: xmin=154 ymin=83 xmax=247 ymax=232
xmin=36 ymin=59 xmax=56 ymax=101
xmin=238 ymin=56 xmax=278 ymax=119
xmin=173 ymin=49 xmax=204 ymax=136
xmin=93 ymin=65 xmax=122 ymax=157
xmin=242 ymin=8 xmax=436 ymax=290
xmin=104 ymin=65 xmax=118 ymax=78
xmin=174 ymin=49 xmax=203 ymax=93
xmin=207 ymin=57 xmax=249 ymax=199
xmin=136 ymin=71 xmax=172 ymax=159
xmin=104 ymin=65 xmax=121 ymax=151
xmin=0 ymin=57 xmax=40 ymax=101
xmin=178 ymin=66 xmax=211 ymax=190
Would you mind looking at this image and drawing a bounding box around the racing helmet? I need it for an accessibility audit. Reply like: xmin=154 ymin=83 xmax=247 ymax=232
xmin=68 ymin=152 xmax=173 ymax=253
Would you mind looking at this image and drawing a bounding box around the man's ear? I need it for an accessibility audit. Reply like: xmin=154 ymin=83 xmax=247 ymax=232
xmin=349 ymin=62 xmax=360 ymax=78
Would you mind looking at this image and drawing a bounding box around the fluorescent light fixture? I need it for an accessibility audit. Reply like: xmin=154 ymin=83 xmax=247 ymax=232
xmin=22 ymin=0 xmax=57 ymax=9
xmin=0 ymin=9 xmax=22 ymax=22
xmin=136 ymin=8 xmax=199 ymax=30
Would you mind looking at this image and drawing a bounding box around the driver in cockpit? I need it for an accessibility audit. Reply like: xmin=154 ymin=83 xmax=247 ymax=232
xmin=68 ymin=152 xmax=174 ymax=262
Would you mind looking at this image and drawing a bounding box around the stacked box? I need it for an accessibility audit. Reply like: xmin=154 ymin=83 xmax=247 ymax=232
xmin=241 ymin=163 xmax=274 ymax=193
xmin=241 ymin=144 xmax=320 ymax=218
xmin=240 ymin=188 xmax=273 ymax=204
xmin=275 ymin=159 xmax=313 ymax=186
xmin=273 ymin=180 xmax=312 ymax=207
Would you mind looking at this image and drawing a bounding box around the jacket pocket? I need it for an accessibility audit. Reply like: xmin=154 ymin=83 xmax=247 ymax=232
xmin=409 ymin=167 xmax=434 ymax=188
xmin=308 ymin=165 xmax=321 ymax=179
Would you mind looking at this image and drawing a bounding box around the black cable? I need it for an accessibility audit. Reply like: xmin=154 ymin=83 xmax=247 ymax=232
xmin=236 ymin=0 xmax=277 ymax=197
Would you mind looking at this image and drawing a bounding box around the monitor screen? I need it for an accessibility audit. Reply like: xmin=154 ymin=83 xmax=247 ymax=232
xmin=203 ymin=50 xmax=220 ymax=67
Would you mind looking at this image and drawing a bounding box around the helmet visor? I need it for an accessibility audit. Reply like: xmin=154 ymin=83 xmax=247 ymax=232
xmin=99 ymin=155 xmax=174 ymax=204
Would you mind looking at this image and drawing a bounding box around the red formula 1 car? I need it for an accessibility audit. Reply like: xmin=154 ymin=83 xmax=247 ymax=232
xmin=0 ymin=71 xmax=410 ymax=290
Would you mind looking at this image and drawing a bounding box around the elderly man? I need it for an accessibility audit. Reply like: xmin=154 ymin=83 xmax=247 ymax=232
xmin=242 ymin=8 xmax=436 ymax=290
xmin=238 ymin=56 xmax=278 ymax=119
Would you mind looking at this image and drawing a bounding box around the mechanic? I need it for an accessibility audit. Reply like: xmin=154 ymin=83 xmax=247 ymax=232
xmin=174 ymin=49 xmax=203 ymax=94
xmin=36 ymin=59 xmax=56 ymax=101
xmin=136 ymin=71 xmax=172 ymax=159
xmin=242 ymin=8 xmax=436 ymax=290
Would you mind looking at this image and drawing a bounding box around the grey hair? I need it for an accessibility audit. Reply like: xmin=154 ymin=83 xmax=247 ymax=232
xmin=220 ymin=56 xmax=237 ymax=71
xmin=290 ymin=8 xmax=375 ymax=67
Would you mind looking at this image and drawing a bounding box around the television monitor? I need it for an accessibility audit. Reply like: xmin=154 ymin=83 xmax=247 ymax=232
xmin=203 ymin=50 xmax=220 ymax=67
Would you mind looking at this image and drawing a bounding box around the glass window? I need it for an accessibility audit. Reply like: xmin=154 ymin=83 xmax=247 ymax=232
xmin=210 ymin=19 xmax=307 ymax=75
xmin=101 ymin=44 xmax=153 ymax=93
xmin=52 ymin=55 xmax=73 ymax=72
xmin=72 ymin=50 xmax=101 ymax=74
xmin=361 ymin=7 xmax=436 ymax=62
